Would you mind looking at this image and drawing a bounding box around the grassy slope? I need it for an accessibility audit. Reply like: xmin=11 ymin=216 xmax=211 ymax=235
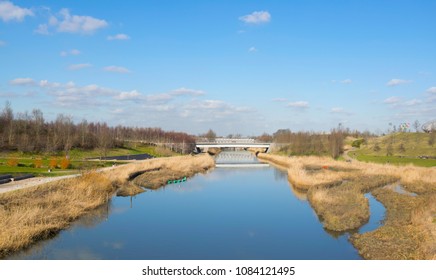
xmin=0 ymin=144 xmax=179 ymax=176
xmin=351 ymin=133 xmax=436 ymax=167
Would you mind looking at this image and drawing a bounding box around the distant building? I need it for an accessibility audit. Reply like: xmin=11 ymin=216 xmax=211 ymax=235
xmin=422 ymin=120 xmax=436 ymax=133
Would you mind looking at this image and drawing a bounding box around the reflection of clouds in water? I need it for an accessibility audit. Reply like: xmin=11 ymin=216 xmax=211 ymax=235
xmin=111 ymin=206 xmax=129 ymax=215
xmin=103 ymin=241 xmax=124 ymax=250
xmin=51 ymin=247 xmax=102 ymax=260
xmin=163 ymin=181 xmax=206 ymax=193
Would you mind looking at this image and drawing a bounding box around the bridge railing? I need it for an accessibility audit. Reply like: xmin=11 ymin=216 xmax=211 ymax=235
xmin=196 ymin=138 xmax=271 ymax=144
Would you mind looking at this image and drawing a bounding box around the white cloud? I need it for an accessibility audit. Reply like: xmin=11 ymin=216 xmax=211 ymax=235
xmin=39 ymin=80 xmax=61 ymax=88
xmin=6 ymin=77 xmax=261 ymax=134
xmin=331 ymin=107 xmax=352 ymax=115
xmin=188 ymin=100 xmax=226 ymax=110
xmin=115 ymin=90 xmax=141 ymax=100
xmin=331 ymin=107 xmax=345 ymax=113
xmin=107 ymin=33 xmax=130 ymax=40
xmin=386 ymin=79 xmax=412 ymax=86
xmin=38 ymin=8 xmax=108 ymax=35
xmin=383 ymin=96 xmax=401 ymax=104
xmin=287 ymin=101 xmax=309 ymax=108
xmin=0 ymin=40 xmax=5 ymax=46
xmin=9 ymin=78 xmax=35 ymax=86
xmin=239 ymin=11 xmax=271 ymax=24
xmin=111 ymin=108 xmax=124 ymax=114
xmin=60 ymin=49 xmax=81 ymax=56
xmin=272 ymin=98 xmax=287 ymax=102
xmin=145 ymin=93 xmax=172 ymax=103
xmin=103 ymin=66 xmax=130 ymax=73
xmin=35 ymin=24 xmax=50 ymax=35
xmin=68 ymin=63 xmax=92 ymax=70
xmin=403 ymin=99 xmax=422 ymax=106
xmin=170 ymin=87 xmax=205 ymax=96
xmin=248 ymin=47 xmax=258 ymax=52
xmin=39 ymin=80 xmax=116 ymax=107
xmin=426 ymin=87 xmax=436 ymax=94
xmin=340 ymin=79 xmax=352 ymax=84
xmin=0 ymin=1 xmax=33 ymax=22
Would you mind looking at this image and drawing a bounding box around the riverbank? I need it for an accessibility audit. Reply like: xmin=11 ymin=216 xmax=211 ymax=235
xmin=0 ymin=154 xmax=214 ymax=258
xmin=258 ymin=153 xmax=436 ymax=259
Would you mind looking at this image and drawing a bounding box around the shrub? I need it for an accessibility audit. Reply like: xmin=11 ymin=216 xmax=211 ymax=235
xmin=373 ymin=144 xmax=381 ymax=152
xmin=398 ymin=143 xmax=406 ymax=153
xmin=34 ymin=158 xmax=43 ymax=168
xmin=49 ymin=158 xmax=58 ymax=169
xmin=7 ymin=158 xmax=18 ymax=167
xmin=352 ymin=138 xmax=366 ymax=148
xmin=386 ymin=144 xmax=393 ymax=156
xmin=60 ymin=158 xmax=71 ymax=169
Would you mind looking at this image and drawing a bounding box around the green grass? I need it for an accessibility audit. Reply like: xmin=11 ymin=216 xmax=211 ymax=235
xmin=358 ymin=132 xmax=435 ymax=157
xmin=0 ymin=143 xmax=177 ymax=177
xmin=352 ymin=153 xmax=436 ymax=167
xmin=0 ymin=143 xmax=177 ymax=160
xmin=0 ymin=159 xmax=117 ymax=177
xmin=349 ymin=132 xmax=436 ymax=167
xmin=0 ymin=165 xmax=77 ymax=177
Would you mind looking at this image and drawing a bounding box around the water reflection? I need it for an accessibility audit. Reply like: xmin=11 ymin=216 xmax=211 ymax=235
xmin=273 ymin=166 xmax=307 ymax=200
xmin=7 ymin=155 xmax=371 ymax=260
xmin=7 ymin=201 xmax=112 ymax=260
xmin=359 ymin=193 xmax=386 ymax=234
xmin=215 ymin=151 xmax=258 ymax=164
xmin=393 ymin=185 xmax=418 ymax=197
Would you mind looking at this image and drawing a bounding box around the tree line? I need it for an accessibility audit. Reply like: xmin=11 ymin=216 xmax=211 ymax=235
xmin=0 ymin=102 xmax=196 ymax=155
xmin=265 ymin=127 xmax=374 ymax=159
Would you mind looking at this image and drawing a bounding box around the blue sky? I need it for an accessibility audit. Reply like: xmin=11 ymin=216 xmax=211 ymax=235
xmin=1 ymin=0 xmax=435 ymax=136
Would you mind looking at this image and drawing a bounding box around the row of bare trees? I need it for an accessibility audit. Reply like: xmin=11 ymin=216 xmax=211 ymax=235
xmin=0 ymin=102 xmax=195 ymax=155
xmin=270 ymin=127 xmax=361 ymax=159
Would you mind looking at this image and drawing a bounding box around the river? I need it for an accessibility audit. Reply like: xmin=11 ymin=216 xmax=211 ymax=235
xmin=7 ymin=151 xmax=385 ymax=260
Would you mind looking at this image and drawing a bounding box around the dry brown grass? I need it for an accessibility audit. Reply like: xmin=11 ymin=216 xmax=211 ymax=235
xmin=258 ymin=153 xmax=436 ymax=259
xmin=0 ymin=172 xmax=115 ymax=257
xmin=351 ymin=189 xmax=435 ymax=259
xmin=132 ymin=155 xmax=215 ymax=189
xmin=0 ymin=154 xmax=215 ymax=258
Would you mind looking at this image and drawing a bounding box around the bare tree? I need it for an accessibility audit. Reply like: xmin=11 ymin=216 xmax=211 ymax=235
xmin=329 ymin=128 xmax=344 ymax=159
xmin=413 ymin=120 xmax=420 ymax=133
xmin=204 ymin=129 xmax=217 ymax=142
xmin=1 ymin=101 xmax=14 ymax=147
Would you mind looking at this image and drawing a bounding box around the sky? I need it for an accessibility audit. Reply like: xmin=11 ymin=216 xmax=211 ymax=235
xmin=0 ymin=0 xmax=435 ymax=136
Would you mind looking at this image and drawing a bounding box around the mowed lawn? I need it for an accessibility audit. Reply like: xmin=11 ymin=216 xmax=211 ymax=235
xmin=0 ymin=144 xmax=173 ymax=177
xmin=350 ymin=132 xmax=436 ymax=167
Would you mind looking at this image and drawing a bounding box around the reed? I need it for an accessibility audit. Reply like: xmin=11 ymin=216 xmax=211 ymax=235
xmin=0 ymin=154 xmax=215 ymax=258
xmin=258 ymin=153 xmax=436 ymax=259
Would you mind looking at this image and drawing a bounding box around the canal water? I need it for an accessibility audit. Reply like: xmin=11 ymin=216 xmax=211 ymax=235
xmin=8 ymin=152 xmax=384 ymax=260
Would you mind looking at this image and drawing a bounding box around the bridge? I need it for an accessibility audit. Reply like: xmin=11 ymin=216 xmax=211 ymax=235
xmin=196 ymin=138 xmax=271 ymax=152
